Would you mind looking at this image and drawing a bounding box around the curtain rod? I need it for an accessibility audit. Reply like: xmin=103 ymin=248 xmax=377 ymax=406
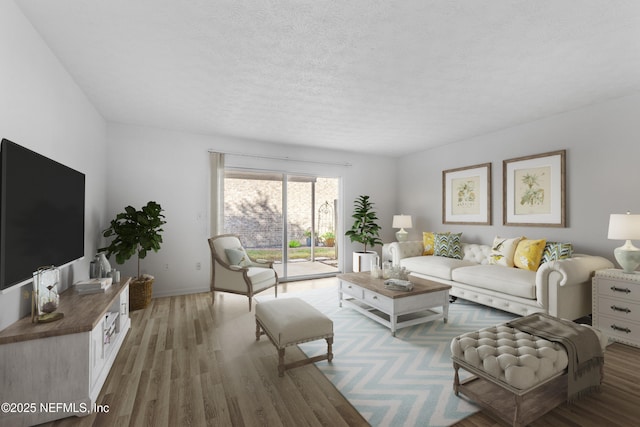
xmin=208 ymin=150 xmax=352 ymax=167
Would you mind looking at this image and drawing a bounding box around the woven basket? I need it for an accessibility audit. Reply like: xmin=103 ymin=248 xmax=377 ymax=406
xmin=129 ymin=277 xmax=153 ymax=311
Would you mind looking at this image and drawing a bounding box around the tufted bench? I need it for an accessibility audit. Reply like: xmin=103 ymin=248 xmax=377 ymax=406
xmin=450 ymin=322 xmax=606 ymax=427
xmin=255 ymin=298 xmax=334 ymax=377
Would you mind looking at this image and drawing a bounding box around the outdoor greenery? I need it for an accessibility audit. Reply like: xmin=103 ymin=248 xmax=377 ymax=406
xmin=246 ymin=247 xmax=336 ymax=262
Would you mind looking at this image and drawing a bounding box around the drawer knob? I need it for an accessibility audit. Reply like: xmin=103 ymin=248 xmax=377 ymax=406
xmin=373 ymin=296 xmax=378 ymax=299
xmin=611 ymin=324 xmax=632 ymax=334
xmin=611 ymin=285 xmax=631 ymax=294
xmin=611 ymin=305 xmax=631 ymax=314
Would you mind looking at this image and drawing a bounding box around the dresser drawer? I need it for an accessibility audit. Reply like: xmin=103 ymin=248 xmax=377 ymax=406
xmin=363 ymin=289 xmax=392 ymax=312
xmin=597 ymin=314 xmax=640 ymax=346
xmin=597 ymin=297 xmax=640 ymax=323
xmin=341 ymin=281 xmax=363 ymax=299
xmin=595 ymin=278 xmax=640 ymax=303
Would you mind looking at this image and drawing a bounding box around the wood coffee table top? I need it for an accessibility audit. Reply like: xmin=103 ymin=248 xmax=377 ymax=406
xmin=337 ymin=272 xmax=451 ymax=299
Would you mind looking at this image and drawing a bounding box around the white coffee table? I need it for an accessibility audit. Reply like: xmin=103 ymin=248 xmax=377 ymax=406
xmin=337 ymin=272 xmax=451 ymax=336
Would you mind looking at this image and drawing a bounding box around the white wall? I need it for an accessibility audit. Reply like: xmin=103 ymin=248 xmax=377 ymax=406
xmin=106 ymin=123 xmax=396 ymax=297
xmin=396 ymin=93 xmax=640 ymax=261
xmin=0 ymin=1 xmax=107 ymax=330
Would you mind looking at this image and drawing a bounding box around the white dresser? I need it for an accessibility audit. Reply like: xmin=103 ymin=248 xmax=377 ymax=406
xmin=592 ymin=269 xmax=640 ymax=348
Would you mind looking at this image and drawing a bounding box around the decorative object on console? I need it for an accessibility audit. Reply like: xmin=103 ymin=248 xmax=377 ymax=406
xmin=101 ymin=201 xmax=166 ymax=310
xmin=392 ymin=214 xmax=412 ymax=242
xmin=31 ymin=266 xmax=63 ymax=323
xmin=503 ymin=150 xmax=566 ymax=227
xmin=608 ymin=211 xmax=640 ymax=273
xmin=442 ymin=162 xmax=491 ymax=225
xmin=345 ymin=195 xmax=382 ymax=272
xmin=97 ymin=252 xmax=112 ymax=278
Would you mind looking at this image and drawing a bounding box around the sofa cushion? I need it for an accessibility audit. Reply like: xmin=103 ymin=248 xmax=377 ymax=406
xmin=434 ymin=232 xmax=462 ymax=259
xmin=488 ymin=236 xmax=524 ymax=267
xmin=514 ymin=239 xmax=547 ymax=271
xmin=401 ymin=255 xmax=477 ymax=281
xmin=451 ymin=265 xmax=536 ymax=299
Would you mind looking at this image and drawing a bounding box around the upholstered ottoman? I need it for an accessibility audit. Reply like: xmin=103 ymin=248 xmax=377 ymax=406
xmin=450 ymin=318 xmax=606 ymax=427
xmin=255 ymin=298 xmax=334 ymax=377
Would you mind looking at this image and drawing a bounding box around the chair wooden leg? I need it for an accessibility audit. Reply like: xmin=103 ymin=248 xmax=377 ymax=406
xmin=326 ymin=337 xmax=333 ymax=362
xmin=278 ymin=348 xmax=286 ymax=377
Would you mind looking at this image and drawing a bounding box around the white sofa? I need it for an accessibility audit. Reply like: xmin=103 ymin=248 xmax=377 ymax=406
xmin=388 ymin=241 xmax=614 ymax=320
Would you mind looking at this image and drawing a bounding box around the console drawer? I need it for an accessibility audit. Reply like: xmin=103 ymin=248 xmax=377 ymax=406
xmin=595 ymin=278 xmax=640 ymax=302
xmin=363 ymin=289 xmax=392 ymax=312
xmin=597 ymin=296 xmax=640 ymax=323
xmin=597 ymin=314 xmax=640 ymax=345
xmin=341 ymin=282 xmax=363 ymax=299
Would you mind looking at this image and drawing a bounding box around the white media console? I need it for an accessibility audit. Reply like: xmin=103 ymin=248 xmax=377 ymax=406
xmin=0 ymin=278 xmax=131 ymax=426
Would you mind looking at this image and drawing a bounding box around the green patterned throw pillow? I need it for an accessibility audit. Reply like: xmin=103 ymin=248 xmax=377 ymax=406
xmin=539 ymin=242 xmax=573 ymax=266
xmin=433 ymin=233 xmax=462 ymax=259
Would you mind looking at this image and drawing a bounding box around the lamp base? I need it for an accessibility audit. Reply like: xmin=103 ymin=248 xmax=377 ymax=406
xmin=395 ymin=229 xmax=408 ymax=242
xmin=614 ymin=240 xmax=640 ymax=273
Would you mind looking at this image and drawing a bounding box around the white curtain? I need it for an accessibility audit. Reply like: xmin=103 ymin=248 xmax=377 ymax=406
xmin=209 ymin=152 xmax=225 ymax=236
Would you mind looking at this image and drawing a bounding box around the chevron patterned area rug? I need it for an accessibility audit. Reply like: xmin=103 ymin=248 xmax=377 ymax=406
xmin=287 ymin=285 xmax=516 ymax=427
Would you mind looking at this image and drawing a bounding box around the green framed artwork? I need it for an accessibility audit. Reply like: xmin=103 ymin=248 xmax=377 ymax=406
xmin=503 ymin=150 xmax=566 ymax=227
xmin=442 ymin=162 xmax=491 ymax=225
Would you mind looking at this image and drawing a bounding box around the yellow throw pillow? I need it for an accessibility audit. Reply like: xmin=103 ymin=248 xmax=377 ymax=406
xmin=488 ymin=236 xmax=524 ymax=267
xmin=423 ymin=232 xmax=435 ymax=255
xmin=514 ymin=239 xmax=547 ymax=271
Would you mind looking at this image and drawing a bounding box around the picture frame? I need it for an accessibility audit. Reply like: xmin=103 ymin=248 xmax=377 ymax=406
xmin=442 ymin=162 xmax=491 ymax=225
xmin=503 ymin=150 xmax=566 ymax=227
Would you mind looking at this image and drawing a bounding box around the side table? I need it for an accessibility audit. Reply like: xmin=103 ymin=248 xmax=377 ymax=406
xmin=592 ymin=269 xmax=640 ymax=348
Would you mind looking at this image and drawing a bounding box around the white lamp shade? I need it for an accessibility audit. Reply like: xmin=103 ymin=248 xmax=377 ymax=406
xmin=608 ymin=213 xmax=640 ymax=240
xmin=392 ymin=215 xmax=412 ymax=229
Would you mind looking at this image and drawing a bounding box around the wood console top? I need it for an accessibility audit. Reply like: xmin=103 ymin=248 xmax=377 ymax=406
xmin=0 ymin=277 xmax=131 ymax=345
xmin=337 ymin=272 xmax=451 ymax=299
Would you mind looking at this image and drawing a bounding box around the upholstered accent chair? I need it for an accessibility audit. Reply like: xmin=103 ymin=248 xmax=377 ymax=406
xmin=208 ymin=234 xmax=278 ymax=310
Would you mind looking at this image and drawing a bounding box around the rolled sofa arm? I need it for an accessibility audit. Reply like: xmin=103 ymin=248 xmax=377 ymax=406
xmin=536 ymin=254 xmax=614 ymax=287
xmin=388 ymin=240 xmax=424 ymax=265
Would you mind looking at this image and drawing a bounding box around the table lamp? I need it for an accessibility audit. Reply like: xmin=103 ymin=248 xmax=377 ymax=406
xmin=392 ymin=215 xmax=412 ymax=242
xmin=608 ymin=212 xmax=640 ymax=273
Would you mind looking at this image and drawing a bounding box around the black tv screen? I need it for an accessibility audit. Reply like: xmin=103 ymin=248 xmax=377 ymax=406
xmin=0 ymin=139 xmax=85 ymax=290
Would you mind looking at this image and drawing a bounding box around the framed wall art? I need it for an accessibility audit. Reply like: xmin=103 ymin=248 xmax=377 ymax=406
xmin=503 ymin=150 xmax=566 ymax=227
xmin=442 ymin=162 xmax=491 ymax=225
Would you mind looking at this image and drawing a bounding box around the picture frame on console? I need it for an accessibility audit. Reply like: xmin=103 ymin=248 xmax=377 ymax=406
xmin=503 ymin=150 xmax=566 ymax=227
xmin=442 ymin=162 xmax=491 ymax=225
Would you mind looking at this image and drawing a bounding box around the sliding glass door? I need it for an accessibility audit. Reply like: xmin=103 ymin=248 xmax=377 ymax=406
xmin=223 ymin=169 xmax=340 ymax=281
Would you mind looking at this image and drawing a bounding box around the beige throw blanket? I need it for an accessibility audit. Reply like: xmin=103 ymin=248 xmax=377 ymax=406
xmin=507 ymin=313 xmax=604 ymax=402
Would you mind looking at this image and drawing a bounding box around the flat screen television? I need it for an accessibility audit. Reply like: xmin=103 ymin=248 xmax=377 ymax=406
xmin=0 ymin=139 xmax=85 ymax=290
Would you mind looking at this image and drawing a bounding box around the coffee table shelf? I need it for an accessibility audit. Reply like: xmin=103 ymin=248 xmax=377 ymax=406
xmin=337 ymin=272 xmax=451 ymax=336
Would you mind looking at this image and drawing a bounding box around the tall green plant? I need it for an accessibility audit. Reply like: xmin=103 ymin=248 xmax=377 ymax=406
xmin=101 ymin=201 xmax=167 ymax=279
xmin=345 ymin=195 xmax=382 ymax=253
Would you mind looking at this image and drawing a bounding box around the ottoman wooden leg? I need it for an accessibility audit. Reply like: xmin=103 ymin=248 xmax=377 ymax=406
xmin=255 ymin=320 xmax=262 ymax=341
xmin=278 ymin=348 xmax=286 ymax=377
xmin=326 ymin=337 xmax=334 ymax=362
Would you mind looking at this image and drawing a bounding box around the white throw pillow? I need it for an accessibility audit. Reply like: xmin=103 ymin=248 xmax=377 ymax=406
xmin=488 ymin=236 xmax=524 ymax=267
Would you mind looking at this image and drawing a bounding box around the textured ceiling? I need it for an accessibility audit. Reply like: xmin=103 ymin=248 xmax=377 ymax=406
xmin=16 ymin=0 xmax=640 ymax=156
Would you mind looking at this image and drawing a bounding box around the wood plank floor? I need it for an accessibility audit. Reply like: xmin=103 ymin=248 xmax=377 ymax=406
xmin=40 ymin=278 xmax=640 ymax=427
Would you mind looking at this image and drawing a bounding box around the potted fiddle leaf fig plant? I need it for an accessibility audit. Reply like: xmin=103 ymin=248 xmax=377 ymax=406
xmin=101 ymin=201 xmax=166 ymax=310
xmin=345 ymin=195 xmax=382 ymax=272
